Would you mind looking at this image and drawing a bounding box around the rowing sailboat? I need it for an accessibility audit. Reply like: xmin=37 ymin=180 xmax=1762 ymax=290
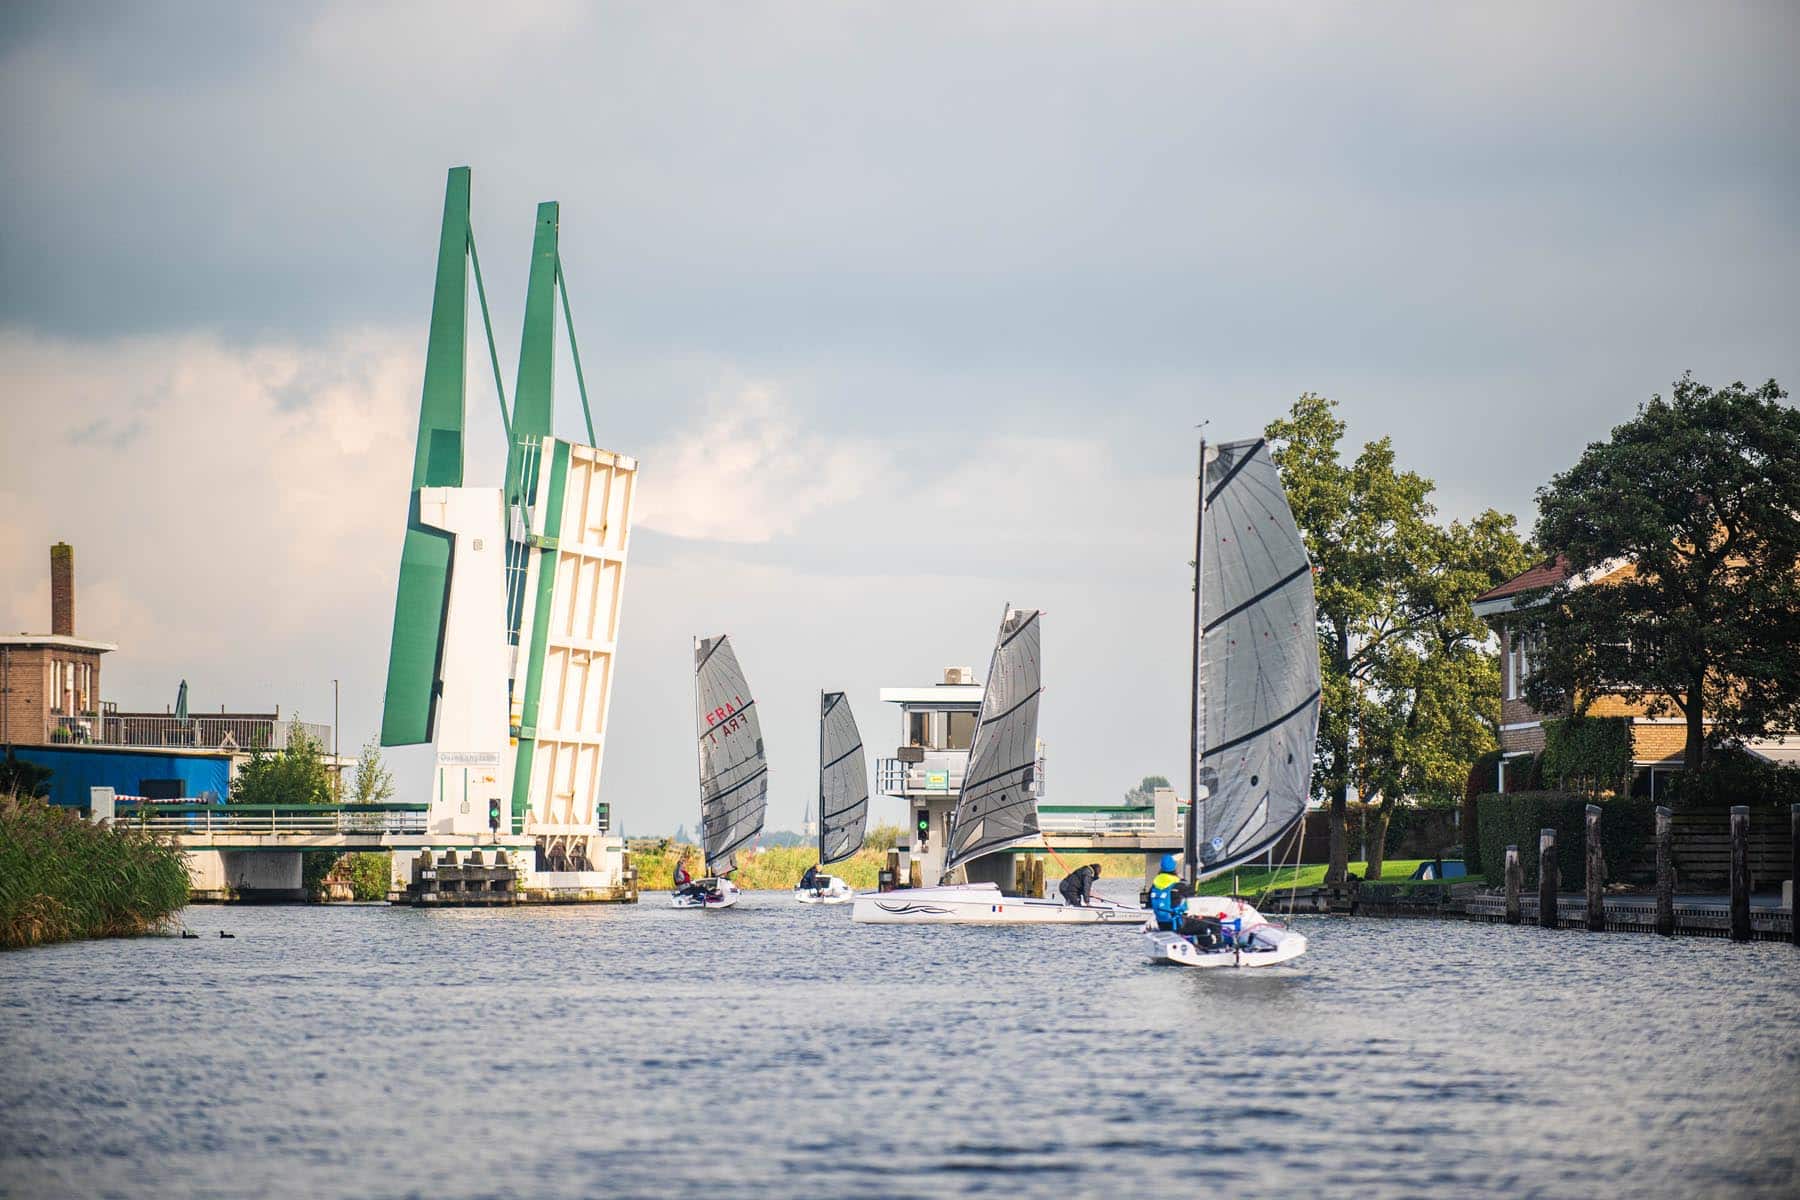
xmin=853 ymin=606 xmax=1146 ymax=926
xmin=1142 ymin=435 xmax=1321 ymax=967
xmin=795 ymin=690 xmax=867 ymax=905
xmin=674 ymin=634 xmax=767 ymax=910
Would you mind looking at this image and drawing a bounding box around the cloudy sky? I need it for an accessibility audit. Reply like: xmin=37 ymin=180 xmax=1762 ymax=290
xmin=3 ymin=1 xmax=1796 ymax=834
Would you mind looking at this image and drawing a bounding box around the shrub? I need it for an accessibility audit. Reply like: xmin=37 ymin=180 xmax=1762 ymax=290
xmin=1 ymin=794 xmax=189 ymax=949
xmin=1476 ymin=791 xmax=1657 ymax=888
xmin=1540 ymin=716 xmax=1632 ymax=794
xmin=1660 ymin=749 xmax=1800 ymax=810
xmin=1463 ymin=751 xmax=1502 ymax=874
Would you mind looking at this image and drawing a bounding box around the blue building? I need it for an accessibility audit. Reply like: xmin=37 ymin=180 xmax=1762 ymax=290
xmin=10 ymin=743 xmax=232 ymax=810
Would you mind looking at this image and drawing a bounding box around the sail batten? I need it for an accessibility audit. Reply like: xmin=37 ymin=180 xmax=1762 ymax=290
xmin=941 ymin=606 xmax=1043 ymax=879
xmin=695 ymin=635 xmax=768 ymax=876
xmin=817 ymin=690 xmax=869 ymax=866
xmin=1192 ymin=438 xmax=1321 ymax=882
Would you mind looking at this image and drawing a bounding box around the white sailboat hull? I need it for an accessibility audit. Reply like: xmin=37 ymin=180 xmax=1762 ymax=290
xmin=852 ymin=883 xmax=1147 ymax=926
xmin=670 ymin=878 xmax=740 ymax=910
xmin=1140 ymin=897 xmax=1307 ymax=967
xmin=794 ymin=875 xmax=855 ymax=905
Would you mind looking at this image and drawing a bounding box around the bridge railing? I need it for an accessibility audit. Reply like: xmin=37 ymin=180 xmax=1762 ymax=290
xmin=115 ymin=802 xmax=429 ymax=836
xmin=1037 ymin=805 xmax=1157 ymax=835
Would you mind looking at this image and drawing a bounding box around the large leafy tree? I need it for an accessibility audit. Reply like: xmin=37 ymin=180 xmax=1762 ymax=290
xmin=1267 ymin=395 xmax=1531 ymax=881
xmin=231 ymin=720 xmax=333 ymax=806
xmin=1524 ymin=376 xmax=1800 ymax=775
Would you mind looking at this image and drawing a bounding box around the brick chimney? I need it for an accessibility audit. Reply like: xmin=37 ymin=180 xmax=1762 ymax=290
xmin=50 ymin=542 xmax=73 ymax=636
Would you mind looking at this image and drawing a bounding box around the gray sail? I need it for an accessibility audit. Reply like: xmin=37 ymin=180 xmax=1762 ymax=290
xmin=818 ymin=691 xmax=869 ymax=866
xmin=1195 ymin=438 xmax=1321 ymax=879
xmin=941 ymin=606 xmax=1042 ymax=879
xmin=695 ymin=635 xmax=767 ymax=875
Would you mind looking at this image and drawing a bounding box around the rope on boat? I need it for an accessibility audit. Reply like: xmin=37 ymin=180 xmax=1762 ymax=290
xmin=1278 ymin=817 xmax=1307 ymax=921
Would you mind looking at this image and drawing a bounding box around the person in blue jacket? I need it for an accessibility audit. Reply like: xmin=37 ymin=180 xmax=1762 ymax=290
xmin=1148 ymin=855 xmax=1186 ymax=930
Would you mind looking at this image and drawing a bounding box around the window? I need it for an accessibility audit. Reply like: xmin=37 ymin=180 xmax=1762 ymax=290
xmin=946 ymin=711 xmax=976 ymax=750
xmin=908 ymin=710 xmax=936 ymax=749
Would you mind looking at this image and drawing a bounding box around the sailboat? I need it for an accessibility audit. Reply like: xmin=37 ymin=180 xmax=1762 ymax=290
xmin=673 ymin=634 xmax=768 ymax=910
xmin=795 ymin=691 xmax=868 ymax=904
xmin=852 ymin=606 xmax=1146 ymax=926
xmin=1142 ymin=435 xmax=1322 ymax=967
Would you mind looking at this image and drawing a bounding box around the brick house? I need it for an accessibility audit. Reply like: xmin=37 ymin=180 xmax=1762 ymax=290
xmin=1473 ymin=556 xmax=1704 ymax=798
xmin=0 ymin=544 xmax=116 ymax=747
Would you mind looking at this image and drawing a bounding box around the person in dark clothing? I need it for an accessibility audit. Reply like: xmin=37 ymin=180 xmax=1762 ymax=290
xmin=1058 ymin=862 xmax=1103 ymax=907
xmin=798 ymin=863 xmax=821 ymax=891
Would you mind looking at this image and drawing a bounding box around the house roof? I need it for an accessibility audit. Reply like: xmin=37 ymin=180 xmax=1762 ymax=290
xmin=1475 ymin=556 xmax=1571 ymax=605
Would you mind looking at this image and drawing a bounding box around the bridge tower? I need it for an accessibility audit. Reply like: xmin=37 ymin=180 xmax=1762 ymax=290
xmin=381 ymin=168 xmax=637 ymax=898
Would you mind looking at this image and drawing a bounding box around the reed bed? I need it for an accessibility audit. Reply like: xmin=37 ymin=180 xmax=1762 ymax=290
xmin=1 ymin=794 xmax=189 ymax=950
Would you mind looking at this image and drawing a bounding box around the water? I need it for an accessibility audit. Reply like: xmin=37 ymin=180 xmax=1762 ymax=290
xmin=2 ymin=890 xmax=1796 ymax=1200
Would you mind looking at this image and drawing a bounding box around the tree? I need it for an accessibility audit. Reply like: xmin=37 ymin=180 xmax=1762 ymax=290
xmin=347 ymin=736 xmax=395 ymax=805
xmin=1267 ymin=395 xmax=1531 ymax=881
xmin=232 ymin=719 xmax=332 ymax=806
xmin=1361 ymin=509 xmax=1534 ymax=878
xmin=0 ymin=751 xmax=52 ymax=799
xmin=1525 ymin=375 xmax=1800 ymax=776
xmin=1122 ymin=775 xmax=1171 ymax=804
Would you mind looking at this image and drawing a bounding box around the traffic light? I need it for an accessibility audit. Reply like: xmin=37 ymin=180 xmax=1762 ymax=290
xmin=595 ymin=802 xmax=611 ymax=834
xmin=488 ymin=797 xmax=501 ymax=834
xmin=915 ymin=809 xmax=930 ymax=850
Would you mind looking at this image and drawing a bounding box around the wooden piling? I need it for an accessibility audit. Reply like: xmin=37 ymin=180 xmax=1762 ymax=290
xmin=1729 ymin=805 xmax=1750 ymax=942
xmin=1585 ymin=804 xmax=1605 ymax=932
xmin=1654 ymin=806 xmax=1674 ymax=937
xmin=1791 ymin=804 xmax=1799 ymax=947
xmin=1503 ymin=845 xmax=1521 ymax=925
xmin=1538 ymin=828 xmax=1558 ymax=928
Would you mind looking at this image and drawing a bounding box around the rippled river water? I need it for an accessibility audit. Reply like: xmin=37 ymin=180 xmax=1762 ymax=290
xmin=2 ymin=888 xmax=1796 ymax=1199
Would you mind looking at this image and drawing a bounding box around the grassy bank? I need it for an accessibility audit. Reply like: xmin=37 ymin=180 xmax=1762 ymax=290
xmin=1 ymin=795 xmax=189 ymax=950
xmin=633 ymin=842 xmax=887 ymax=890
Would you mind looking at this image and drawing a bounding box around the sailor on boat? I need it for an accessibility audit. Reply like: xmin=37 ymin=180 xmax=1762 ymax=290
xmin=673 ymin=853 xmax=708 ymax=902
xmin=1058 ymin=862 xmax=1103 ymax=907
xmin=1148 ymin=854 xmax=1185 ymax=928
xmin=798 ymin=863 xmax=821 ymax=892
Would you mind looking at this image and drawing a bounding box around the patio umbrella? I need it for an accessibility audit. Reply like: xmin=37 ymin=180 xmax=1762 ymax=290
xmin=174 ymin=679 xmax=189 ymax=720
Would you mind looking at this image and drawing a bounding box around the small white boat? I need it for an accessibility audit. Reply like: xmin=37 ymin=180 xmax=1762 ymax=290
xmin=796 ymin=690 xmax=870 ymax=908
xmin=853 ymin=882 xmax=1146 ymax=925
xmin=794 ymin=875 xmax=855 ymax=905
xmin=670 ymin=877 xmax=741 ymax=910
xmin=1140 ymin=897 xmax=1307 ymax=968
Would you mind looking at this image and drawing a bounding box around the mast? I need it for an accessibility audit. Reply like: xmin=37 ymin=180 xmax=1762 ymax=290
xmin=693 ymin=636 xmax=705 ymax=875
xmin=1185 ymin=434 xmax=1206 ymax=890
xmin=818 ymin=689 xmax=827 ymax=865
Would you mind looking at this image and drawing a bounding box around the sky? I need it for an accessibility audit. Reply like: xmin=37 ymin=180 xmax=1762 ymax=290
xmin=2 ymin=1 xmax=1796 ymax=835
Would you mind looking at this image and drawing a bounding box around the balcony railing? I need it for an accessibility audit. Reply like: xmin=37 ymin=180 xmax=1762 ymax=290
xmin=1037 ymin=806 xmax=1157 ymax=835
xmin=114 ymin=801 xmax=428 ymax=836
xmin=48 ymin=714 xmax=334 ymax=754
xmin=876 ymin=753 xmax=1047 ymax=798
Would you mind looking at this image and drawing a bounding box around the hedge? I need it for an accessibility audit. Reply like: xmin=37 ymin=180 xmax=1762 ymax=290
xmin=1463 ymin=751 xmax=1503 ymax=874
xmin=1476 ymin=791 xmax=1657 ymax=889
xmin=1658 ymin=750 xmax=1800 ymax=810
xmin=1540 ymin=716 xmax=1633 ymax=794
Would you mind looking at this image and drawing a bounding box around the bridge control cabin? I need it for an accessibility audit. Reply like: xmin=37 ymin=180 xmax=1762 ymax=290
xmin=876 ymin=666 xmax=1197 ymax=892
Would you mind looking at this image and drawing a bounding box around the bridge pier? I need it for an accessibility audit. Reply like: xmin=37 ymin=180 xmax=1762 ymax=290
xmin=186 ymin=849 xmax=306 ymax=904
